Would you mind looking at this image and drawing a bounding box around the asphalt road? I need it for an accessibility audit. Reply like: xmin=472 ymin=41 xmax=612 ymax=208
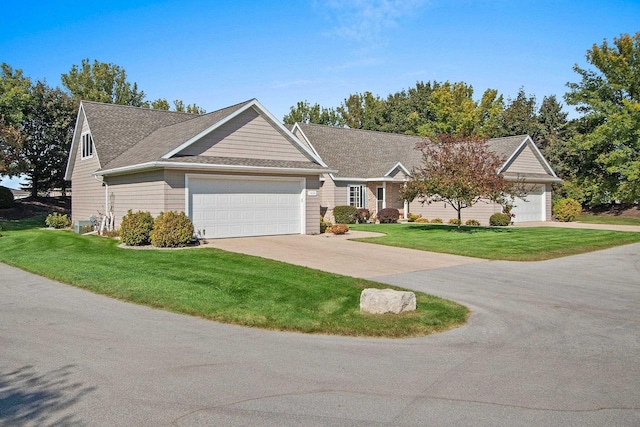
xmin=1 ymin=243 xmax=639 ymax=426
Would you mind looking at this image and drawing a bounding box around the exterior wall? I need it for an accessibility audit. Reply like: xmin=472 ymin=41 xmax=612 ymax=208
xmin=165 ymin=168 xmax=321 ymax=235
xmin=409 ymin=199 xmax=502 ymax=226
xmin=545 ymin=183 xmax=552 ymax=220
xmin=104 ymin=170 xmax=166 ymax=226
xmin=305 ymin=175 xmax=321 ymax=234
xmin=179 ymin=109 xmax=309 ymax=162
xmin=505 ymin=143 xmax=548 ymax=175
xmin=70 ymin=115 xmax=104 ymax=224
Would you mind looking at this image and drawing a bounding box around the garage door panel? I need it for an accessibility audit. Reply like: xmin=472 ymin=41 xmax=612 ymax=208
xmin=512 ymin=185 xmax=545 ymax=222
xmin=189 ymin=177 xmax=303 ymax=238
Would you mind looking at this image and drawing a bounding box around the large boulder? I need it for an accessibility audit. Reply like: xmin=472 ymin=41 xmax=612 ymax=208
xmin=360 ymin=288 xmax=416 ymax=314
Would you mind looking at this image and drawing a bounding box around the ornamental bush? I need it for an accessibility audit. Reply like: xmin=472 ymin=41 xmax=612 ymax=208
xmin=333 ymin=205 xmax=359 ymax=224
xmin=329 ymin=223 xmax=349 ymax=235
xmin=414 ymin=217 xmax=429 ymax=223
xmin=120 ymin=210 xmax=154 ymax=246
xmin=358 ymin=208 xmax=371 ymax=223
xmin=0 ymin=186 xmax=15 ymax=209
xmin=490 ymin=212 xmax=511 ymax=226
xmin=45 ymin=212 xmax=71 ymax=229
xmin=320 ymin=216 xmax=332 ymax=233
xmin=377 ymin=208 xmax=399 ymax=223
xmin=553 ymin=198 xmax=582 ymax=222
xmin=465 ymin=219 xmax=481 ymax=226
xmin=448 ymin=218 xmax=461 ymax=225
xmin=430 ymin=218 xmax=443 ymax=224
xmin=407 ymin=213 xmax=421 ymax=222
xmin=151 ymin=211 xmax=194 ymax=248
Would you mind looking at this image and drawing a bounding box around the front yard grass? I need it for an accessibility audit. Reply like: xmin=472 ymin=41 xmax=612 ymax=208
xmin=350 ymin=223 xmax=640 ymax=261
xmin=0 ymin=218 xmax=467 ymax=338
xmin=577 ymin=214 xmax=640 ymax=226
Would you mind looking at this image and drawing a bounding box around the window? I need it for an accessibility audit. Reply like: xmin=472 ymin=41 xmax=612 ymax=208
xmin=348 ymin=185 xmax=366 ymax=208
xmin=81 ymin=133 xmax=93 ymax=158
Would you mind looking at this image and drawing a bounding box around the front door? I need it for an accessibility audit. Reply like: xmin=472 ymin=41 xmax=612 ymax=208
xmin=376 ymin=187 xmax=384 ymax=212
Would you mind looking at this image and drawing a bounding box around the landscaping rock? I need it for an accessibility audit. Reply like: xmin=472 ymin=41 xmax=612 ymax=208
xmin=360 ymin=288 xmax=416 ymax=314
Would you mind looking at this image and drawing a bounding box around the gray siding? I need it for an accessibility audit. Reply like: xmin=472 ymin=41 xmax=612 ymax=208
xmin=104 ymin=170 xmax=166 ymax=226
xmin=70 ymin=114 xmax=104 ymax=223
xmin=505 ymin=143 xmax=548 ymax=175
xmin=305 ymin=175 xmax=321 ymax=234
xmin=178 ymin=109 xmax=309 ymax=162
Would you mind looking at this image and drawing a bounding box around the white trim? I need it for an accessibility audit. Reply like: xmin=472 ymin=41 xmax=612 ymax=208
xmin=185 ymin=173 xmax=306 ymax=236
xmin=95 ymin=161 xmax=335 ymax=177
xmin=347 ymin=184 xmax=366 ymax=209
xmin=64 ymin=103 xmax=85 ymax=180
xmin=162 ymin=100 xmax=328 ymax=167
xmin=384 ymin=162 xmax=411 ymax=177
xmin=503 ymin=175 xmax=562 ymax=183
xmin=331 ymin=175 xmax=367 ymax=182
xmin=499 ymin=135 xmax=558 ymax=178
xmin=382 ymin=182 xmax=387 ymax=209
xmin=81 ymin=132 xmax=94 ymax=159
xmin=290 ymin=123 xmax=324 ymax=161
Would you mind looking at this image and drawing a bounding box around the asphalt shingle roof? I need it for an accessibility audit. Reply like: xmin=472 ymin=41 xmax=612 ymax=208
xmin=82 ymin=101 xmax=197 ymax=166
xmin=98 ymin=100 xmax=254 ymax=171
xmin=165 ymin=156 xmax=327 ymax=170
xmin=296 ymin=123 xmax=530 ymax=178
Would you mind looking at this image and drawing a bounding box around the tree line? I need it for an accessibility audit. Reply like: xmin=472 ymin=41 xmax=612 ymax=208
xmin=284 ymin=32 xmax=640 ymax=208
xmin=0 ymin=59 xmax=205 ymax=197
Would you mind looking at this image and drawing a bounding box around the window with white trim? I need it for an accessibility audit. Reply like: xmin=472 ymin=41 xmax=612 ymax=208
xmin=81 ymin=133 xmax=93 ymax=158
xmin=348 ymin=185 xmax=366 ymax=208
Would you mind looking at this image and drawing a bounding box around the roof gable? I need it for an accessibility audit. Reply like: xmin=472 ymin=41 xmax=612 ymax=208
xmin=496 ymin=135 xmax=557 ymax=177
xmin=97 ymin=99 xmax=325 ymax=174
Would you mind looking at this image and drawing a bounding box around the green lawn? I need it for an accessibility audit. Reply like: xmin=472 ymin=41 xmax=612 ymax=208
xmin=0 ymin=218 xmax=467 ymax=338
xmin=577 ymin=213 xmax=640 ymax=226
xmin=350 ymin=223 xmax=640 ymax=261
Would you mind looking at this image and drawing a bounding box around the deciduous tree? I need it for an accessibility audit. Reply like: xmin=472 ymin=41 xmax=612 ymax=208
xmin=61 ymin=59 xmax=146 ymax=106
xmin=401 ymin=134 xmax=517 ymax=229
xmin=564 ymin=32 xmax=640 ymax=205
xmin=283 ymin=100 xmax=343 ymax=126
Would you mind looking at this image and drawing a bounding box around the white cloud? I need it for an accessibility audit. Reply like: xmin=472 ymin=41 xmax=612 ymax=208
xmin=318 ymin=0 xmax=429 ymax=44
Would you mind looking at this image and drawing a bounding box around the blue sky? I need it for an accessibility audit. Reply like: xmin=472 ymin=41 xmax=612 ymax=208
xmin=1 ymin=0 xmax=639 ymax=188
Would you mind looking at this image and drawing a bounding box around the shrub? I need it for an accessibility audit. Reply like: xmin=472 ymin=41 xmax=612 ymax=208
xmin=378 ymin=208 xmax=399 ymax=223
xmin=490 ymin=212 xmax=511 ymax=226
xmin=465 ymin=219 xmax=481 ymax=226
xmin=358 ymin=208 xmax=371 ymax=223
xmin=150 ymin=211 xmax=195 ymax=248
xmin=320 ymin=216 xmax=332 ymax=233
xmin=45 ymin=212 xmax=71 ymax=229
xmin=0 ymin=186 xmax=15 ymax=209
xmin=407 ymin=213 xmax=421 ymax=222
xmin=120 ymin=210 xmax=154 ymax=246
xmin=430 ymin=218 xmax=443 ymax=224
xmin=329 ymin=223 xmax=349 ymax=235
xmin=333 ymin=205 xmax=359 ymax=224
xmin=553 ymin=198 xmax=582 ymax=222
xmin=414 ymin=217 xmax=429 ymax=223
xmin=448 ymin=218 xmax=461 ymax=225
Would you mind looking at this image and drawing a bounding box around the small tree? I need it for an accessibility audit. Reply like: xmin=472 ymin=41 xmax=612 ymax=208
xmin=401 ymin=134 xmax=519 ymax=230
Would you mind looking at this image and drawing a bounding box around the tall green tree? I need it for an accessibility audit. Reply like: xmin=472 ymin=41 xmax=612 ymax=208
xmin=565 ymin=32 xmax=640 ymax=205
xmin=0 ymin=64 xmax=32 ymax=175
xmin=61 ymin=59 xmax=146 ymax=106
xmin=337 ymin=91 xmax=385 ymax=130
xmin=173 ymin=99 xmax=206 ymax=114
xmin=148 ymin=98 xmax=170 ymax=110
xmin=20 ymin=81 xmax=75 ymax=196
xmin=283 ymin=100 xmax=344 ymax=126
xmin=496 ymin=88 xmax=542 ymax=140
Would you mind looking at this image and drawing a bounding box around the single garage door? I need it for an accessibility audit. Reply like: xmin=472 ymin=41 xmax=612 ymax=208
xmin=511 ymin=185 xmax=545 ymax=222
xmin=188 ymin=176 xmax=304 ymax=239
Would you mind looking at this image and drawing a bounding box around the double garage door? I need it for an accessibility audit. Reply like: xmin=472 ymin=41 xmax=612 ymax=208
xmin=511 ymin=185 xmax=546 ymax=222
xmin=188 ymin=175 xmax=304 ymax=239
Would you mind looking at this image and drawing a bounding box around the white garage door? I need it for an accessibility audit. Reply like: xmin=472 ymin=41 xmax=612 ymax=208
xmin=511 ymin=185 xmax=545 ymax=223
xmin=188 ymin=176 xmax=303 ymax=239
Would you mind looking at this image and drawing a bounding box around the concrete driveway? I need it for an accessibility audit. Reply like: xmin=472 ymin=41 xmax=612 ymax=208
xmin=1 ymin=240 xmax=640 ymax=426
xmin=210 ymin=231 xmax=485 ymax=278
